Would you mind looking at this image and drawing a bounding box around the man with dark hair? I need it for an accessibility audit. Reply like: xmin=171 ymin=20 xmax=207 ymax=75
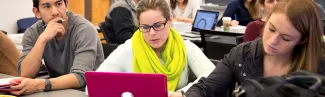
xmin=32 ymin=0 xmax=66 ymax=9
xmin=101 ymin=0 xmax=139 ymax=44
xmin=10 ymin=0 xmax=104 ymax=95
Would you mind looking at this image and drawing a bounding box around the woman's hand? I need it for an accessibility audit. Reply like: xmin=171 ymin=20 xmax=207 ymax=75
xmin=175 ymin=17 xmax=184 ymax=22
xmin=168 ymin=91 xmax=183 ymax=97
xmin=10 ymin=78 xmax=45 ymax=96
xmin=175 ymin=17 xmax=194 ymax=24
xmin=231 ymin=20 xmax=239 ymax=27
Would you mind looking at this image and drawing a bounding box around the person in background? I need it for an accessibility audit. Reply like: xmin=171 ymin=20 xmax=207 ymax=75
xmin=10 ymin=0 xmax=104 ymax=95
xmin=101 ymin=0 xmax=139 ymax=44
xmin=86 ymin=0 xmax=215 ymax=96
xmin=184 ymin=0 xmax=325 ymax=96
xmin=0 ymin=30 xmax=20 ymax=76
xmin=217 ymin=0 xmax=260 ymax=27
xmin=169 ymin=0 xmax=200 ymax=23
xmin=244 ymin=0 xmax=279 ymax=42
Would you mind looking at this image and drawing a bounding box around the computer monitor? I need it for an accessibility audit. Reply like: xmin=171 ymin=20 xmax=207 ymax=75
xmin=191 ymin=10 xmax=219 ymax=32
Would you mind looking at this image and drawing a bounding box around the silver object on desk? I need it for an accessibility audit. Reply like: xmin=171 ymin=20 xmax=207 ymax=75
xmin=122 ymin=92 xmax=134 ymax=97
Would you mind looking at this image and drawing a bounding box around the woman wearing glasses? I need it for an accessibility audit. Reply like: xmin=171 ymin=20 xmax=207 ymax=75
xmin=90 ymin=0 xmax=215 ymax=94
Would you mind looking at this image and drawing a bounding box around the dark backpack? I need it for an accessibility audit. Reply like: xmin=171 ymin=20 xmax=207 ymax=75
xmin=233 ymin=70 xmax=325 ymax=97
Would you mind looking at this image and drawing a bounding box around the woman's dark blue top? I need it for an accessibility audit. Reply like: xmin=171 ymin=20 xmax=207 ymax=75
xmin=217 ymin=0 xmax=254 ymax=26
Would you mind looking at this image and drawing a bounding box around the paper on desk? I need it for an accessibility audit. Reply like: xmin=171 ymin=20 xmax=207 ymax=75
xmin=0 ymin=78 xmax=18 ymax=86
xmin=172 ymin=22 xmax=192 ymax=33
xmin=7 ymin=33 xmax=24 ymax=53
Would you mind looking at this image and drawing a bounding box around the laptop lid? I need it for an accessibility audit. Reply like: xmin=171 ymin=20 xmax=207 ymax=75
xmin=86 ymin=72 xmax=168 ymax=97
xmin=191 ymin=10 xmax=219 ymax=32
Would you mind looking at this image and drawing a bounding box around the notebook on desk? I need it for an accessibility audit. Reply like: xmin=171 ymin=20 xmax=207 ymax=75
xmin=0 ymin=77 xmax=19 ymax=92
xmin=181 ymin=10 xmax=219 ymax=38
xmin=85 ymin=72 xmax=168 ymax=97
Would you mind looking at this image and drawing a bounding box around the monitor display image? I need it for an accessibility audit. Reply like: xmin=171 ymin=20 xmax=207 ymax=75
xmin=192 ymin=11 xmax=219 ymax=31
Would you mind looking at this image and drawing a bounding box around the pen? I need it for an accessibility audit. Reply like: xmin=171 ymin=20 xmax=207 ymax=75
xmin=43 ymin=19 xmax=66 ymax=29
xmin=57 ymin=19 xmax=65 ymax=23
xmin=181 ymin=90 xmax=186 ymax=97
xmin=234 ymin=14 xmax=238 ymax=20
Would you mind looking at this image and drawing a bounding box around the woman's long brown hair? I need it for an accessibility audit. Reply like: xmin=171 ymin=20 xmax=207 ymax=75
xmin=247 ymin=0 xmax=261 ymax=20
xmin=269 ymin=0 xmax=325 ymax=73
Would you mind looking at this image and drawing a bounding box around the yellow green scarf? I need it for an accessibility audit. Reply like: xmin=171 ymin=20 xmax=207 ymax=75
xmin=132 ymin=28 xmax=186 ymax=91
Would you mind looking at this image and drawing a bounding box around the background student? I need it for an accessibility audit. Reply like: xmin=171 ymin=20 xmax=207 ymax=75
xmin=184 ymin=0 xmax=325 ymax=96
xmin=244 ymin=0 xmax=278 ymax=41
xmin=217 ymin=0 xmax=260 ymax=26
xmin=169 ymin=0 xmax=200 ymax=23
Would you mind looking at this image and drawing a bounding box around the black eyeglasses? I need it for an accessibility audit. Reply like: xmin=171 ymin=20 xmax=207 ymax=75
xmin=139 ymin=18 xmax=169 ymax=33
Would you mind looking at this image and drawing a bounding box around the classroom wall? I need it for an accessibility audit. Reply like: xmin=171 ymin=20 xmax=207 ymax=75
xmin=205 ymin=0 xmax=229 ymax=6
xmin=0 ymin=0 xmax=34 ymax=34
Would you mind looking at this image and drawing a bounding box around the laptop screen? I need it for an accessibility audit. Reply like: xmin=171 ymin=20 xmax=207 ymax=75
xmin=192 ymin=10 xmax=219 ymax=31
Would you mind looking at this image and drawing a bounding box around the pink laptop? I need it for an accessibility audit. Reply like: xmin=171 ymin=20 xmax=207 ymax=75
xmin=85 ymin=71 xmax=168 ymax=97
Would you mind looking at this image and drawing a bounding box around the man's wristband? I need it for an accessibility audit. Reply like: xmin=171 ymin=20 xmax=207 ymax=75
xmin=44 ymin=79 xmax=51 ymax=92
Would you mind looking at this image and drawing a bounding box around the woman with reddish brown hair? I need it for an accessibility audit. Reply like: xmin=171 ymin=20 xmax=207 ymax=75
xmin=182 ymin=0 xmax=325 ymax=96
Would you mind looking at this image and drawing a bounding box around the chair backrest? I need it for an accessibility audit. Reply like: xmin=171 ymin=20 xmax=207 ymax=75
xmin=36 ymin=64 xmax=49 ymax=79
xmin=102 ymin=43 xmax=119 ymax=58
xmin=236 ymin=35 xmax=244 ymax=44
xmin=17 ymin=17 xmax=38 ymax=33
xmin=200 ymin=29 xmax=242 ymax=60
xmin=187 ymin=67 xmax=197 ymax=83
xmin=207 ymin=41 xmax=236 ymax=60
xmin=99 ymin=22 xmax=112 ymax=43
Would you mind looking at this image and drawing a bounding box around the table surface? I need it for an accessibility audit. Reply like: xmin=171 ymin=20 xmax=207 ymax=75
xmin=172 ymin=22 xmax=245 ymax=42
xmin=0 ymin=74 xmax=88 ymax=97
xmin=172 ymin=22 xmax=246 ymax=33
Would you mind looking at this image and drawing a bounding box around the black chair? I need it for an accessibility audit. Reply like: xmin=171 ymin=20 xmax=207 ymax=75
xmin=200 ymin=29 xmax=243 ymax=60
xmin=35 ymin=65 xmax=50 ymax=79
xmin=187 ymin=68 xmax=197 ymax=83
xmin=99 ymin=22 xmax=112 ymax=43
xmin=102 ymin=43 xmax=119 ymax=58
xmin=17 ymin=17 xmax=38 ymax=33
xmin=236 ymin=35 xmax=244 ymax=44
